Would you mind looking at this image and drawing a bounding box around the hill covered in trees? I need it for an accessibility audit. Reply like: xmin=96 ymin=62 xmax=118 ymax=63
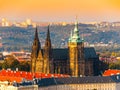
xmin=0 ymin=23 xmax=120 ymax=52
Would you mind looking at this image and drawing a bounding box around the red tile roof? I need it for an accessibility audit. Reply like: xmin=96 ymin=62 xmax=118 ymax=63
xmin=0 ymin=70 xmax=70 ymax=83
xmin=103 ymin=69 xmax=120 ymax=76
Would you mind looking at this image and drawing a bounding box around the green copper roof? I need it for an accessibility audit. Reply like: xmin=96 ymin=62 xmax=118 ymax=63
xmin=69 ymin=21 xmax=83 ymax=43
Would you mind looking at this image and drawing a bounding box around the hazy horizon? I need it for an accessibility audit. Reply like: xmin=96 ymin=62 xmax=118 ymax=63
xmin=0 ymin=0 xmax=120 ymax=22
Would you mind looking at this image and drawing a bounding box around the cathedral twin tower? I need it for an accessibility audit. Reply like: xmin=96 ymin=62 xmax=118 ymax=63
xmin=31 ymin=25 xmax=52 ymax=74
xmin=31 ymin=22 xmax=100 ymax=77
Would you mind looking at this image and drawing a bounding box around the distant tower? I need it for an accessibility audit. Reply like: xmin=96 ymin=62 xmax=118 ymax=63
xmin=68 ymin=20 xmax=85 ymax=77
xmin=43 ymin=25 xmax=53 ymax=74
xmin=31 ymin=28 xmax=43 ymax=73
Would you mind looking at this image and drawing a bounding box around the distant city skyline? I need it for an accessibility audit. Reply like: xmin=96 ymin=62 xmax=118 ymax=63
xmin=0 ymin=0 xmax=120 ymax=22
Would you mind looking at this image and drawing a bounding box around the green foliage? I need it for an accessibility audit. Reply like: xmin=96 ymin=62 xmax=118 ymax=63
xmin=0 ymin=63 xmax=3 ymax=69
xmin=1 ymin=25 xmax=120 ymax=52
xmin=2 ymin=56 xmax=20 ymax=70
xmin=99 ymin=51 xmax=111 ymax=57
xmin=2 ymin=61 xmax=8 ymax=69
xmin=18 ymin=61 xmax=30 ymax=71
xmin=109 ymin=61 xmax=120 ymax=69
xmin=1 ymin=55 xmax=30 ymax=71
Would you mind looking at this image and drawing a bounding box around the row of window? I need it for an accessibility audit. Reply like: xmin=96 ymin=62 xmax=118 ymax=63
xmin=40 ymin=83 xmax=115 ymax=90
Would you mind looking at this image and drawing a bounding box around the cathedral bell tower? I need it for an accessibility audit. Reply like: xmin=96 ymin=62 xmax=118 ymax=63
xmin=68 ymin=20 xmax=84 ymax=77
xmin=31 ymin=28 xmax=43 ymax=73
xmin=43 ymin=25 xmax=53 ymax=74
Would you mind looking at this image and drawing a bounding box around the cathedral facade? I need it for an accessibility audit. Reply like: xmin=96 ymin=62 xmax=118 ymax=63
xmin=31 ymin=22 xmax=100 ymax=77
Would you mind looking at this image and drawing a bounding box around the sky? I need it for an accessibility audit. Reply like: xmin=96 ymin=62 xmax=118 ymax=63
xmin=0 ymin=0 xmax=120 ymax=22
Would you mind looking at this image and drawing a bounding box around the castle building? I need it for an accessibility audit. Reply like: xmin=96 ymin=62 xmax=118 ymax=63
xmin=31 ymin=21 xmax=100 ymax=76
xmin=38 ymin=75 xmax=120 ymax=90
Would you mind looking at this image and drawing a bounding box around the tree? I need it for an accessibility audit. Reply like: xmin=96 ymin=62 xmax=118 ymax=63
xmin=2 ymin=61 xmax=8 ymax=69
xmin=2 ymin=54 xmax=30 ymax=71
xmin=109 ymin=61 xmax=120 ymax=69
xmin=18 ymin=61 xmax=30 ymax=71
xmin=2 ymin=55 xmax=20 ymax=70
xmin=0 ymin=63 xmax=3 ymax=70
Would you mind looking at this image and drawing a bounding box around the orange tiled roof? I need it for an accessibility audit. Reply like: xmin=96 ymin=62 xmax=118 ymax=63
xmin=103 ymin=69 xmax=120 ymax=76
xmin=0 ymin=70 xmax=70 ymax=83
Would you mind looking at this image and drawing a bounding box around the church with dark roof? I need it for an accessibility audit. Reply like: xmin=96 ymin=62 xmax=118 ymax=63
xmin=31 ymin=21 xmax=101 ymax=77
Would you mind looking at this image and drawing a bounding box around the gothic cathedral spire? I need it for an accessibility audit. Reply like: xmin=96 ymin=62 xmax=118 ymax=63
xmin=43 ymin=25 xmax=52 ymax=74
xmin=31 ymin=27 xmax=41 ymax=73
xmin=45 ymin=25 xmax=51 ymax=48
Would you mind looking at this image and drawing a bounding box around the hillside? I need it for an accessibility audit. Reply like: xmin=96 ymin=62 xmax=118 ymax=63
xmin=0 ymin=24 xmax=120 ymax=52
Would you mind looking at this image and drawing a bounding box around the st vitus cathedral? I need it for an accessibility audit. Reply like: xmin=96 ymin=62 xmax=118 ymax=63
xmin=31 ymin=21 xmax=100 ymax=77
